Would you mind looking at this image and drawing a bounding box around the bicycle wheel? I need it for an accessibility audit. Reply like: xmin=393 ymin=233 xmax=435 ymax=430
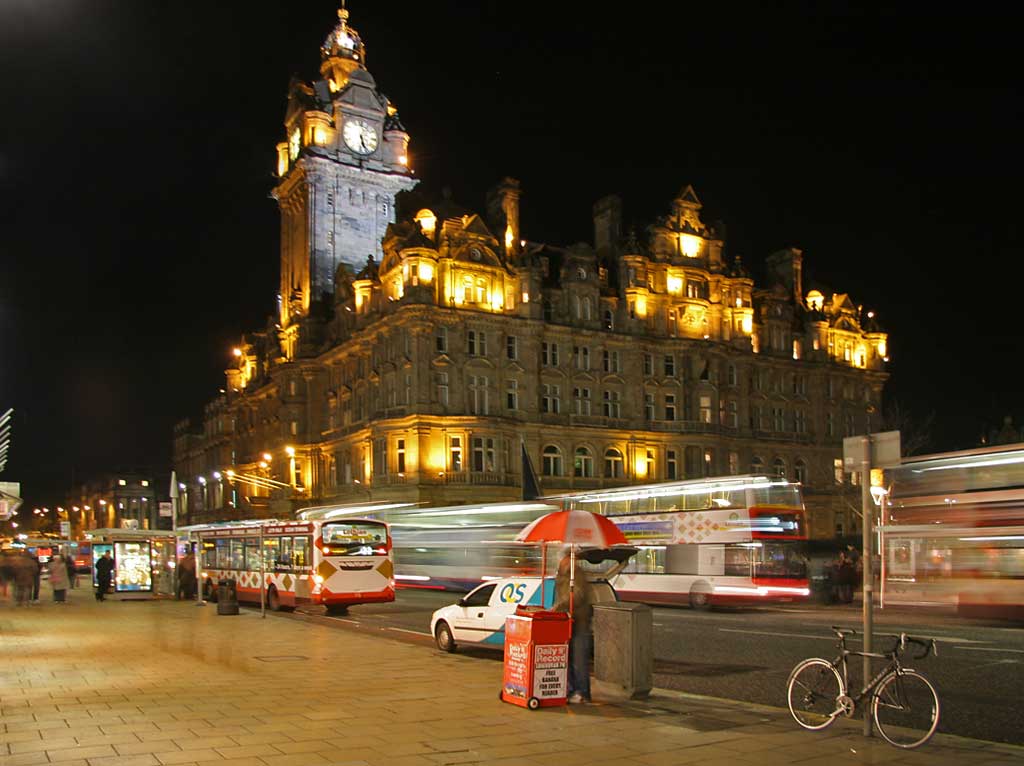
xmin=787 ymin=659 xmax=844 ymax=730
xmin=872 ymin=670 xmax=940 ymax=749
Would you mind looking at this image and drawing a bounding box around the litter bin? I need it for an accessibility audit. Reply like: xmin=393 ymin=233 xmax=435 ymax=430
xmin=500 ymin=606 xmax=571 ymax=710
xmin=217 ymin=578 xmax=239 ymax=615
xmin=593 ymin=602 xmax=652 ymax=699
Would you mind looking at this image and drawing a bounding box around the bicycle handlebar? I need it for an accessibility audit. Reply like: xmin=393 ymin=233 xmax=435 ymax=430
xmin=832 ymin=627 xmax=937 ymax=659
xmin=898 ymin=633 xmax=937 ymax=659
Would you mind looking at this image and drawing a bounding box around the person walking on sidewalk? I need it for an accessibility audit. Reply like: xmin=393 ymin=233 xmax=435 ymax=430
xmin=65 ymin=550 xmax=78 ymax=589
xmin=13 ymin=551 xmax=36 ymax=606
xmin=177 ymin=549 xmax=197 ymax=600
xmin=95 ymin=550 xmax=114 ymax=601
xmin=48 ymin=554 xmax=70 ymax=603
xmin=553 ymin=550 xmax=595 ymax=704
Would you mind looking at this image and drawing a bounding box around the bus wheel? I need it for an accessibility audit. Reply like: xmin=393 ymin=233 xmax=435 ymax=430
xmin=435 ymin=621 xmax=456 ymax=653
xmin=267 ymin=586 xmax=282 ymax=612
xmin=689 ymin=589 xmax=712 ymax=610
xmin=325 ymin=604 xmax=349 ymax=616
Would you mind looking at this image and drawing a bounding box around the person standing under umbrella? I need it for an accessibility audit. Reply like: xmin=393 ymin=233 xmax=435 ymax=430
xmin=553 ymin=550 xmax=595 ymax=704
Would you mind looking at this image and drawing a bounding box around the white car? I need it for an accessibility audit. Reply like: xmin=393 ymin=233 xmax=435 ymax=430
xmin=430 ymin=548 xmax=633 ymax=653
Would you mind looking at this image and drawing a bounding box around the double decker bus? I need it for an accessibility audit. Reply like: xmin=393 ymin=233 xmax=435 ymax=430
xmin=882 ymin=443 xmax=1024 ymax=620
xmin=546 ymin=475 xmax=810 ymax=608
xmin=190 ymin=514 xmax=394 ymax=614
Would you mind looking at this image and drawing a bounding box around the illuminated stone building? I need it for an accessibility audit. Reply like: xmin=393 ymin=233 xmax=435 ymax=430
xmin=173 ymin=7 xmax=889 ymax=539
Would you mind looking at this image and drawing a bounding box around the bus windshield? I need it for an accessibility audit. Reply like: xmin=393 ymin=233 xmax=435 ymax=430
xmin=322 ymin=521 xmax=389 ymax=556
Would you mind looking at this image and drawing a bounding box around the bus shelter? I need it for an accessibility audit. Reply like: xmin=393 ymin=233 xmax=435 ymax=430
xmin=83 ymin=528 xmax=177 ymax=599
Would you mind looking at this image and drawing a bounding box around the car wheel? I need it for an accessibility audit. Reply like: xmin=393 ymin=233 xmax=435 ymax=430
xmin=435 ymin=621 xmax=456 ymax=653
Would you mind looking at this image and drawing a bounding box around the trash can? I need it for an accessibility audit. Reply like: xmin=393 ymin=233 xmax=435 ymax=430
xmin=593 ymin=602 xmax=653 ymax=699
xmin=500 ymin=606 xmax=571 ymax=710
xmin=217 ymin=578 xmax=239 ymax=615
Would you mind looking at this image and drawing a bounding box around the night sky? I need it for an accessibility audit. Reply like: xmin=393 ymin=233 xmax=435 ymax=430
xmin=1 ymin=1 xmax=1020 ymax=506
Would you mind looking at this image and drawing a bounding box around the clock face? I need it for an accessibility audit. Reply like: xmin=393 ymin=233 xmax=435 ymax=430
xmin=343 ymin=119 xmax=378 ymax=155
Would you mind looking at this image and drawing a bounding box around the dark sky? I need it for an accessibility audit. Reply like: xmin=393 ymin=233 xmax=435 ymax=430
xmin=1 ymin=1 xmax=1020 ymax=505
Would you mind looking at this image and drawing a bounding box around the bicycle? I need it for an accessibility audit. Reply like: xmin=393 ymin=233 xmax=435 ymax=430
xmin=786 ymin=626 xmax=940 ymax=749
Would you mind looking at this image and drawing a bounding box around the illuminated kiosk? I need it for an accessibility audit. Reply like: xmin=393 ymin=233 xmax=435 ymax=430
xmin=83 ymin=528 xmax=177 ymax=600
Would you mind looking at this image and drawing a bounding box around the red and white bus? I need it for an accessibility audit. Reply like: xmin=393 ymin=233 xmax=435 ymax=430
xmin=882 ymin=443 xmax=1024 ymax=620
xmin=547 ymin=475 xmax=810 ymax=608
xmin=193 ymin=517 xmax=394 ymax=614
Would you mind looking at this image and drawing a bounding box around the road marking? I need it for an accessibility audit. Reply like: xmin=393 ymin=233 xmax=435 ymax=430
xmin=335 ymin=618 xmax=360 ymax=625
xmin=799 ymin=625 xmax=988 ymax=644
xmin=971 ymin=658 xmax=1020 ymax=670
xmin=720 ymin=628 xmax=836 ymax=641
xmin=953 ymin=646 xmax=1024 ymax=654
xmin=388 ymin=627 xmax=432 ymax=637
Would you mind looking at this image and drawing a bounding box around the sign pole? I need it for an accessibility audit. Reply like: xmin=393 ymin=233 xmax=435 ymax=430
xmin=260 ymin=525 xmax=266 ymax=619
xmin=860 ymin=436 xmax=874 ymax=738
xmin=169 ymin=472 xmax=180 ymax=600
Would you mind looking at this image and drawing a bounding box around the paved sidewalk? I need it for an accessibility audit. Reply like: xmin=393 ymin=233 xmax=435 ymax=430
xmin=1 ymin=589 xmax=1020 ymax=766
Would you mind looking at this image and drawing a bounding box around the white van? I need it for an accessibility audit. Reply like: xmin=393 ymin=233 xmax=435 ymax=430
xmin=429 ymin=548 xmax=633 ymax=652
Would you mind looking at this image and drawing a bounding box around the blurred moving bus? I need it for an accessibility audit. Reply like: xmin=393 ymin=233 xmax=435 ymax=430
xmin=883 ymin=443 xmax=1024 ymax=620
xmin=191 ymin=515 xmax=394 ymax=614
xmin=378 ymin=502 xmax=557 ymax=591
xmin=547 ymin=475 xmax=810 ymax=608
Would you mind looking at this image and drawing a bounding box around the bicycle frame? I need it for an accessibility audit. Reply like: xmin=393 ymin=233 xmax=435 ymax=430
xmin=832 ymin=643 xmax=903 ymax=708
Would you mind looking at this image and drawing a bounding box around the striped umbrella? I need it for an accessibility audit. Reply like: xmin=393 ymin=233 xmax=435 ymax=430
xmin=515 ymin=510 xmax=627 ymax=610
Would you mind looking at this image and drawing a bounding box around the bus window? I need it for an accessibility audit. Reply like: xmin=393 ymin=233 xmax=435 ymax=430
xmin=724 ymin=544 xmax=753 ymax=577
xmin=214 ymin=539 xmax=229 ymax=569
xmin=276 ymin=538 xmax=292 ymax=570
xmin=321 ymin=521 xmax=389 ymax=556
xmin=263 ymin=537 xmax=280 ymax=571
xmin=229 ymin=539 xmax=244 ymax=570
xmin=292 ymin=537 xmax=310 ymax=568
xmin=625 ymin=547 xmax=666 ymax=574
xmin=244 ymin=540 xmax=261 ymax=572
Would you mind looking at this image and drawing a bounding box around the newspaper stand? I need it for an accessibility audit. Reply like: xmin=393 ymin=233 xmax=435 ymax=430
xmin=500 ymin=606 xmax=571 ymax=710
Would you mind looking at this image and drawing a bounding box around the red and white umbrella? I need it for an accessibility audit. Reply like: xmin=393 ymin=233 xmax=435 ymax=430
xmin=515 ymin=510 xmax=628 ymax=609
xmin=515 ymin=509 xmax=628 ymax=547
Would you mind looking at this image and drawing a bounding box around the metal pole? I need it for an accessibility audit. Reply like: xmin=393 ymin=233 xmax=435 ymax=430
xmin=260 ymin=526 xmax=266 ymax=618
xmin=879 ymin=492 xmax=886 ymax=610
xmin=861 ymin=436 xmax=873 ymax=738
xmin=195 ymin=532 xmax=206 ymax=606
xmin=170 ymin=472 xmax=179 ymax=599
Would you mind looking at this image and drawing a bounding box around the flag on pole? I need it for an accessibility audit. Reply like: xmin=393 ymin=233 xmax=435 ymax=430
xmin=521 ymin=440 xmax=541 ymax=501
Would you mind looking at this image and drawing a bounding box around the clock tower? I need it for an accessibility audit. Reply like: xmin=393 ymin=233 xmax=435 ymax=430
xmin=272 ymin=3 xmax=417 ymax=339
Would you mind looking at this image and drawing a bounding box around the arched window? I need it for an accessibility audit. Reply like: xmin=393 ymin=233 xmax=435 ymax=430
xmin=542 ymin=445 xmax=562 ymax=476
xmin=603 ymin=309 xmax=614 ymax=331
xmin=604 ymin=448 xmax=623 ymax=479
xmin=773 ymin=457 xmax=786 ymax=478
xmin=574 ymin=446 xmax=593 ymax=478
xmin=751 ymin=456 xmax=765 ymax=475
xmin=582 ymin=297 xmax=592 ymax=320
xmin=794 ymin=459 xmax=808 ymax=485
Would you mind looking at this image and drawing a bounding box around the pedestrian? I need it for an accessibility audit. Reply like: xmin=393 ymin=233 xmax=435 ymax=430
xmin=13 ymin=551 xmax=35 ymax=606
xmin=0 ymin=551 xmax=13 ymax=601
xmin=553 ymin=549 xmax=595 ymax=704
xmin=95 ymin=550 xmax=114 ymax=601
xmin=177 ymin=549 xmax=197 ymax=600
xmin=65 ymin=550 xmax=78 ymax=589
xmin=30 ymin=553 xmax=42 ymax=603
xmin=48 ymin=554 xmax=70 ymax=603
xmin=837 ymin=551 xmax=855 ymax=604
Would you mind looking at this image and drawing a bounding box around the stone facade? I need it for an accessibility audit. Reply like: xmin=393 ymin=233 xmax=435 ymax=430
xmin=173 ymin=7 xmax=889 ymax=538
